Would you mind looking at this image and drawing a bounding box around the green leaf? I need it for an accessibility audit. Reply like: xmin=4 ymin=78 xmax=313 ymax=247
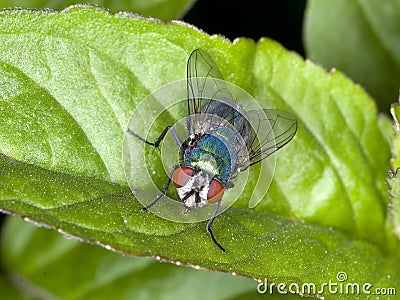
xmin=388 ymin=170 xmax=400 ymax=240
xmin=0 ymin=0 xmax=195 ymax=21
xmin=2 ymin=216 xmax=400 ymax=300
xmin=304 ymin=0 xmax=400 ymax=110
xmin=0 ymin=6 xmax=398 ymax=298
xmin=1 ymin=217 xmax=266 ymax=300
xmin=0 ymin=273 xmax=32 ymax=300
xmin=388 ymin=103 xmax=400 ymax=239
xmin=378 ymin=114 xmax=392 ymax=146
xmin=391 ymin=103 xmax=400 ymax=169
xmin=1 ymin=155 xmax=400 ymax=299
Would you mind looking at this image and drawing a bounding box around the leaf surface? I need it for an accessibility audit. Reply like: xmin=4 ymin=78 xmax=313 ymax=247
xmin=0 ymin=7 xmax=398 ymax=299
xmin=304 ymin=0 xmax=400 ymax=110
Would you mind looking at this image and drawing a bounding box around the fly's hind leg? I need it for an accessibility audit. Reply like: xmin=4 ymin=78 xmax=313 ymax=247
xmin=206 ymin=200 xmax=226 ymax=253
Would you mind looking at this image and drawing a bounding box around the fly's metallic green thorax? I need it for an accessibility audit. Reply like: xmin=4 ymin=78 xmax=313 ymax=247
xmin=182 ymin=125 xmax=239 ymax=185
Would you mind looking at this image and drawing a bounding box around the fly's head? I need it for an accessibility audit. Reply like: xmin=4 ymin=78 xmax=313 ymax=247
xmin=172 ymin=166 xmax=224 ymax=211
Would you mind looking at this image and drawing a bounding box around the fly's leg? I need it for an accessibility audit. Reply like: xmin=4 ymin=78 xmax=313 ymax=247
xmin=206 ymin=200 xmax=226 ymax=253
xmin=182 ymin=190 xmax=196 ymax=214
xmin=141 ymin=165 xmax=179 ymax=211
xmin=127 ymin=126 xmax=183 ymax=152
xmin=127 ymin=126 xmax=184 ymax=211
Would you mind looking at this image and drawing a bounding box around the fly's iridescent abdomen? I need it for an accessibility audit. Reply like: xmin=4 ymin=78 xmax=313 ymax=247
xmin=202 ymin=99 xmax=252 ymax=147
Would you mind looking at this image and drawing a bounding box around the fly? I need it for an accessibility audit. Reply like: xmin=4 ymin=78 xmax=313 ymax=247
xmin=127 ymin=49 xmax=297 ymax=252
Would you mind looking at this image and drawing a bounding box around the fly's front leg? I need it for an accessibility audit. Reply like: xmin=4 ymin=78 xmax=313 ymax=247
xmin=127 ymin=126 xmax=169 ymax=148
xmin=127 ymin=126 xmax=183 ymax=152
xmin=141 ymin=164 xmax=180 ymax=211
xmin=127 ymin=126 xmax=184 ymax=211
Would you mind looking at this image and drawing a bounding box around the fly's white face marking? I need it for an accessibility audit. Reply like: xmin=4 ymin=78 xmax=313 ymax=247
xmin=176 ymin=170 xmax=211 ymax=209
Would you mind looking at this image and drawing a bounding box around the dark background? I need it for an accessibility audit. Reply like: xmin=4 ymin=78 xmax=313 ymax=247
xmin=184 ymin=0 xmax=307 ymax=56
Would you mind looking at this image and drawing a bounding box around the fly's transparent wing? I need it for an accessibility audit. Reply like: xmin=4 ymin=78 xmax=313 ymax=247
xmin=186 ymin=49 xmax=297 ymax=171
xmin=236 ymin=109 xmax=297 ymax=171
xmin=187 ymin=49 xmax=227 ymax=114
xmin=186 ymin=49 xmax=235 ymax=135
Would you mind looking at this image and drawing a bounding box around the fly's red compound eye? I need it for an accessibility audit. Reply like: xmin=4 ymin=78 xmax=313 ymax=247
xmin=207 ymin=179 xmax=224 ymax=203
xmin=172 ymin=167 xmax=194 ymax=188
